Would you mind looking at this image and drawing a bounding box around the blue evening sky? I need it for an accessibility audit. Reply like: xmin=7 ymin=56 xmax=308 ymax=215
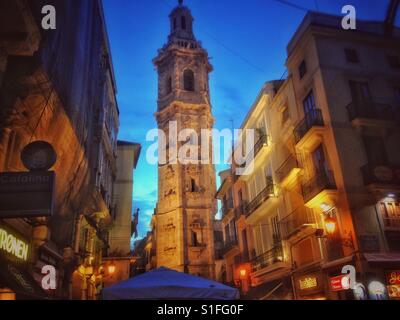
xmin=102 ymin=0 xmax=398 ymax=242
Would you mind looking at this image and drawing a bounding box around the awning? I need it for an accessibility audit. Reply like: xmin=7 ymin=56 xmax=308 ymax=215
xmin=364 ymin=253 xmax=400 ymax=268
xmin=0 ymin=259 xmax=49 ymax=300
xmin=244 ymin=277 xmax=293 ymax=300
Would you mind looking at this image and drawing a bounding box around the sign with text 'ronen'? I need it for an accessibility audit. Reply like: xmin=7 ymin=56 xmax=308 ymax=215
xmin=0 ymin=171 xmax=55 ymax=218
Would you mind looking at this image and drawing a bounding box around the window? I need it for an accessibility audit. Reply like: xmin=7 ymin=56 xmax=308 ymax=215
xmin=224 ymin=224 xmax=230 ymax=242
xmin=363 ymin=136 xmax=388 ymax=165
xmin=298 ymin=60 xmax=307 ymax=79
xmin=281 ymin=106 xmax=290 ymax=125
xmin=312 ymin=144 xmax=328 ymax=174
xmin=191 ymin=231 xmax=199 ymax=246
xmin=166 ymin=76 xmax=172 ymax=94
xmin=349 ymin=81 xmax=371 ymax=101
xmin=271 ymin=215 xmax=281 ymax=244
xmin=183 ymin=69 xmax=195 ymax=91
xmin=190 ymin=178 xmax=196 ymax=192
xmin=181 ymin=16 xmax=186 ymax=30
xmin=387 ymin=55 xmax=400 ymax=69
xmin=303 ymin=90 xmax=316 ymax=116
xmin=345 ymin=48 xmax=359 ymax=63
xmin=173 ymin=18 xmax=177 ymax=30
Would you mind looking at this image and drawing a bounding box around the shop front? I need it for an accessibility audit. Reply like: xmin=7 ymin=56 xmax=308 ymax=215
xmin=0 ymin=222 xmax=48 ymax=300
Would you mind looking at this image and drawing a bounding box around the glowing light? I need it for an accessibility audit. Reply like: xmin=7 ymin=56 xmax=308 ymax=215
xmin=108 ymin=263 xmax=116 ymax=275
xmin=324 ymin=216 xmax=337 ymax=235
xmin=239 ymin=269 xmax=246 ymax=278
xmin=320 ymin=203 xmax=332 ymax=212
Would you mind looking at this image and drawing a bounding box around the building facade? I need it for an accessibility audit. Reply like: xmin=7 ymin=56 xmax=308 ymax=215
xmin=217 ymin=12 xmax=400 ymax=300
xmin=103 ymin=141 xmax=141 ymax=288
xmin=153 ymin=2 xmax=217 ymax=279
xmin=0 ymin=0 xmax=122 ymax=300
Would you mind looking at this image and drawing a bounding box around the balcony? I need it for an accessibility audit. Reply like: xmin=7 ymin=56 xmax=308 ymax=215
xmin=222 ymin=198 xmax=234 ymax=217
xmin=237 ymin=135 xmax=270 ymax=178
xmin=361 ymin=163 xmax=400 ymax=189
xmin=383 ymin=217 xmax=400 ymax=230
xmin=302 ymin=170 xmax=337 ymax=208
xmin=293 ymin=109 xmax=324 ymax=146
xmin=347 ymin=100 xmax=398 ymax=126
xmin=221 ymin=238 xmax=239 ymax=257
xmin=245 ymin=178 xmax=275 ymax=218
xmin=276 ymin=154 xmax=302 ymax=187
xmin=234 ymin=204 xmax=246 ymax=220
xmin=250 ymin=244 xmax=283 ymax=273
xmin=279 ymin=206 xmax=316 ymax=240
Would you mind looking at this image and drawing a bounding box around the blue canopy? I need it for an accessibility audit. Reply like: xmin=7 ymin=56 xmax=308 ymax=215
xmin=102 ymin=267 xmax=239 ymax=300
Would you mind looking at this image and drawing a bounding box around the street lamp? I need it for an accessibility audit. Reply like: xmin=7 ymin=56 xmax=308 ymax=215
xmin=107 ymin=262 xmax=116 ymax=275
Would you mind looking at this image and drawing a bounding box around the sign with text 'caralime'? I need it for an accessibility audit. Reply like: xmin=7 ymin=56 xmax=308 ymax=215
xmin=0 ymin=171 xmax=55 ymax=218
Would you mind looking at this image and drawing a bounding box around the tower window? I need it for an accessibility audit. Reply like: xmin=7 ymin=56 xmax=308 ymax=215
xmin=166 ymin=76 xmax=172 ymax=94
xmin=173 ymin=18 xmax=177 ymax=30
xmin=183 ymin=69 xmax=195 ymax=91
xmin=190 ymin=178 xmax=196 ymax=192
xmin=181 ymin=16 xmax=186 ymax=30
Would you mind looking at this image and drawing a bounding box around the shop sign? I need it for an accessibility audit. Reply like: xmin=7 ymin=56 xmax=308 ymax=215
xmin=330 ymin=274 xmax=350 ymax=292
xmin=299 ymin=276 xmax=318 ymax=290
xmin=0 ymin=225 xmax=29 ymax=261
xmin=386 ymin=271 xmax=400 ymax=285
xmin=386 ymin=271 xmax=400 ymax=300
xmin=0 ymin=171 xmax=55 ymax=218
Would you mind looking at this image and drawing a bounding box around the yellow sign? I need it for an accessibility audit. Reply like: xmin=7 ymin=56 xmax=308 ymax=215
xmin=0 ymin=227 xmax=29 ymax=261
xmin=299 ymin=277 xmax=318 ymax=290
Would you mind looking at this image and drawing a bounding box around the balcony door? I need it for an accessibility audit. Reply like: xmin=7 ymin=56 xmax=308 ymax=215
xmin=312 ymin=144 xmax=328 ymax=176
xmin=349 ymin=81 xmax=371 ymax=102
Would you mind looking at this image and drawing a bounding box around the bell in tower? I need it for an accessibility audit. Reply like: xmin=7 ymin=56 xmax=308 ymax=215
xmin=152 ymin=0 xmax=217 ymax=279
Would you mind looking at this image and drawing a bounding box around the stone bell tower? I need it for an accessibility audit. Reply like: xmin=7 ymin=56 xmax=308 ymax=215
xmin=153 ymin=0 xmax=217 ymax=279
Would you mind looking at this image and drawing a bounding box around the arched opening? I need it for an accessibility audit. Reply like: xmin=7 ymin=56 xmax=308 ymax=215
xmin=181 ymin=16 xmax=186 ymax=30
xmin=166 ymin=76 xmax=172 ymax=94
xmin=183 ymin=69 xmax=195 ymax=92
xmin=173 ymin=18 xmax=177 ymax=30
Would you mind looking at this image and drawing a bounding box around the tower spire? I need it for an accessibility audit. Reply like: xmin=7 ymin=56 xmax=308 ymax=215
xmin=178 ymin=0 xmax=183 ymax=5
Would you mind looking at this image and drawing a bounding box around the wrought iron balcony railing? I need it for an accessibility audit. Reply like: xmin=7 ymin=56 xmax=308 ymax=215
xmin=279 ymin=206 xmax=316 ymax=239
xmin=293 ymin=109 xmax=324 ymax=144
xmin=221 ymin=238 xmax=239 ymax=256
xmin=276 ymin=154 xmax=301 ymax=183
xmin=234 ymin=203 xmax=246 ymax=219
xmin=245 ymin=178 xmax=275 ymax=218
xmin=250 ymin=244 xmax=283 ymax=273
xmin=346 ymin=100 xmax=396 ymax=122
xmin=383 ymin=217 xmax=400 ymax=229
xmin=221 ymin=198 xmax=234 ymax=217
xmin=302 ymin=170 xmax=336 ymax=203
